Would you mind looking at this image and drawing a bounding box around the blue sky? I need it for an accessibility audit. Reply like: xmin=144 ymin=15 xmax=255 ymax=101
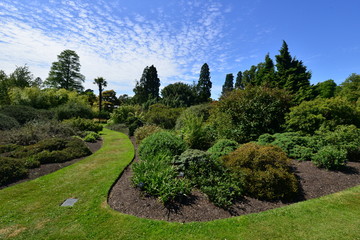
xmin=0 ymin=0 xmax=359 ymax=99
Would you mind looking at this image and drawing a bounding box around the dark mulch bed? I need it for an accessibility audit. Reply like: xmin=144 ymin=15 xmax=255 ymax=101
xmin=108 ymin=137 xmax=360 ymax=222
xmin=0 ymin=140 xmax=103 ymax=190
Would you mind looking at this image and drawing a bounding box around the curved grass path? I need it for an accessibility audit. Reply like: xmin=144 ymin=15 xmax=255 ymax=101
xmin=1 ymin=128 xmax=360 ymax=239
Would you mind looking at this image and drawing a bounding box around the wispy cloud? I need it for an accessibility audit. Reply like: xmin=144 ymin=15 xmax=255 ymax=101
xmin=0 ymin=0 xmax=230 ymax=94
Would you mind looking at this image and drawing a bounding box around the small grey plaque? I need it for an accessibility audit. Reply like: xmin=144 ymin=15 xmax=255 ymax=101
xmin=61 ymin=198 xmax=78 ymax=206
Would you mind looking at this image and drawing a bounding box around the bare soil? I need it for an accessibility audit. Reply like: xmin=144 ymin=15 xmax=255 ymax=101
xmin=108 ymin=137 xmax=360 ymax=222
xmin=0 ymin=140 xmax=102 ymax=189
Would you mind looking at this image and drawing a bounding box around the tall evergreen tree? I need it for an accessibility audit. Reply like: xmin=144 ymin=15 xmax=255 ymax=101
xmin=197 ymin=63 xmax=212 ymax=103
xmin=45 ymin=49 xmax=85 ymax=92
xmin=93 ymin=77 xmax=107 ymax=113
xmin=221 ymin=73 xmax=234 ymax=97
xmin=242 ymin=65 xmax=257 ymax=87
xmin=256 ymin=53 xmax=275 ymax=86
xmin=235 ymin=71 xmax=244 ymax=89
xmin=275 ymin=41 xmax=311 ymax=93
xmin=133 ymin=65 xmax=160 ymax=104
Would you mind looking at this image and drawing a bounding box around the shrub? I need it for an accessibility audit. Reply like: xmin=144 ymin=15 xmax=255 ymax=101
xmin=63 ymin=117 xmax=103 ymax=133
xmin=54 ymin=101 xmax=94 ymax=120
xmin=138 ymin=131 xmax=187 ymax=159
xmin=145 ymin=104 xmax=184 ymax=129
xmin=127 ymin=116 xmax=144 ymax=136
xmin=209 ymin=86 xmax=292 ymax=143
xmin=312 ymin=146 xmax=347 ymax=169
xmin=110 ymin=105 xmax=141 ymax=124
xmin=0 ymin=113 xmax=19 ymax=130
xmin=132 ymin=154 xmax=191 ymax=204
xmin=173 ymin=149 xmax=243 ymax=208
xmin=175 ymin=103 xmax=213 ymax=130
xmin=285 ymin=97 xmax=360 ymax=134
xmin=207 ymin=139 xmax=239 ymax=160
xmin=0 ymin=157 xmax=28 ymax=186
xmin=134 ymin=125 xmax=163 ymax=144
xmin=83 ymin=131 xmax=100 ymax=143
xmin=0 ymin=144 xmax=20 ymax=154
xmin=0 ymin=105 xmax=41 ymax=124
xmin=222 ymin=143 xmax=299 ymax=201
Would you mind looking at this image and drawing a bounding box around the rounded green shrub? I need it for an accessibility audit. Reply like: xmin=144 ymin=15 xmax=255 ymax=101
xmin=83 ymin=131 xmax=100 ymax=143
xmin=0 ymin=157 xmax=28 ymax=186
xmin=145 ymin=104 xmax=184 ymax=129
xmin=0 ymin=105 xmax=39 ymax=124
xmin=222 ymin=142 xmax=299 ymax=201
xmin=312 ymin=146 xmax=347 ymax=169
xmin=63 ymin=117 xmax=103 ymax=133
xmin=54 ymin=101 xmax=94 ymax=120
xmin=0 ymin=113 xmax=19 ymax=130
xmin=134 ymin=125 xmax=163 ymax=144
xmin=138 ymin=131 xmax=187 ymax=159
xmin=207 ymin=139 xmax=239 ymax=160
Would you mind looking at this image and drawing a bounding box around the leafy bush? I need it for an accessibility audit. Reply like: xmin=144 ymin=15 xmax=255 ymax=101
xmin=83 ymin=131 xmax=100 ymax=142
xmin=0 ymin=157 xmax=28 ymax=186
xmin=286 ymin=97 xmax=360 ymax=134
xmin=132 ymin=154 xmax=191 ymax=204
xmin=134 ymin=125 xmax=163 ymax=144
xmin=0 ymin=144 xmax=20 ymax=154
xmin=54 ymin=100 xmax=94 ymax=120
xmin=63 ymin=117 xmax=103 ymax=133
xmin=127 ymin=115 xmax=144 ymax=136
xmin=312 ymin=146 xmax=347 ymax=169
xmin=175 ymin=103 xmax=213 ymax=130
xmin=145 ymin=104 xmax=184 ymax=129
xmin=0 ymin=113 xmax=19 ymax=130
xmin=209 ymin=86 xmax=292 ymax=143
xmin=110 ymin=105 xmax=141 ymax=124
xmin=222 ymin=143 xmax=299 ymax=201
xmin=138 ymin=131 xmax=187 ymax=159
xmin=207 ymin=139 xmax=239 ymax=160
xmin=0 ymin=105 xmax=42 ymax=124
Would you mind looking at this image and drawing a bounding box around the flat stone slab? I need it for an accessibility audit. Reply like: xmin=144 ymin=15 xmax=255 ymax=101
xmin=61 ymin=198 xmax=78 ymax=206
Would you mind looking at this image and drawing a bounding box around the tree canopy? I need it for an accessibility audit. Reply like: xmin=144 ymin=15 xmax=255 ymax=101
xmin=133 ymin=65 xmax=160 ymax=104
xmin=93 ymin=77 xmax=107 ymax=112
xmin=221 ymin=73 xmax=234 ymax=97
xmin=197 ymin=63 xmax=212 ymax=103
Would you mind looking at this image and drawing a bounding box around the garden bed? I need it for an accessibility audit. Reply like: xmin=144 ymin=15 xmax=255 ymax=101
xmin=108 ymin=137 xmax=360 ymax=222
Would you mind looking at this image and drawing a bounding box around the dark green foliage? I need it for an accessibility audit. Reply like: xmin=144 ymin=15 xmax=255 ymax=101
xmin=62 ymin=118 xmax=103 ymax=133
xmin=338 ymin=73 xmax=360 ymax=102
xmin=207 ymin=139 xmax=239 ymax=160
xmin=210 ymin=86 xmax=292 ymax=143
xmin=0 ymin=157 xmax=28 ymax=186
xmin=256 ymin=53 xmax=276 ymax=87
xmin=134 ymin=125 xmax=163 ymax=144
xmin=222 ymin=143 xmax=299 ymax=201
xmin=0 ymin=105 xmax=42 ymax=125
xmin=102 ymin=90 xmax=119 ymax=112
xmin=138 ymin=131 xmax=187 ymax=160
xmin=133 ymin=65 xmax=160 ymax=104
xmin=197 ymin=63 xmax=212 ymax=103
xmin=0 ymin=144 xmax=20 ymax=154
xmin=312 ymin=146 xmax=347 ymax=169
xmin=93 ymin=77 xmax=107 ymax=112
xmin=83 ymin=131 xmax=100 ymax=142
xmin=175 ymin=103 xmax=213 ymax=130
xmin=242 ymin=65 xmax=257 ymax=87
xmin=0 ymin=113 xmax=19 ymax=130
xmin=234 ymin=71 xmax=244 ymax=89
xmin=161 ymin=82 xmax=197 ymax=108
xmin=145 ymin=104 xmax=183 ymax=129
xmin=173 ymin=149 xmax=243 ymax=208
xmin=221 ymin=74 xmax=234 ymax=97
xmin=45 ymin=49 xmax=85 ymax=92
xmin=132 ymin=154 xmax=191 ymax=204
xmin=110 ymin=105 xmax=141 ymax=124
xmin=54 ymin=100 xmax=94 ymax=120
xmin=285 ymin=97 xmax=360 ymax=134
xmin=314 ymin=79 xmax=337 ymax=98
xmin=127 ymin=115 xmax=144 ymax=136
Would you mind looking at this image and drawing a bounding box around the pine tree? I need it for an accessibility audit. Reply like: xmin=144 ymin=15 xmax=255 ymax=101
xmin=256 ymin=53 xmax=275 ymax=86
xmin=235 ymin=71 xmax=244 ymax=89
xmin=45 ymin=50 xmax=85 ymax=92
xmin=221 ymin=73 xmax=234 ymax=97
xmin=197 ymin=63 xmax=212 ymax=103
xmin=133 ymin=65 xmax=160 ymax=104
xmin=242 ymin=65 xmax=257 ymax=87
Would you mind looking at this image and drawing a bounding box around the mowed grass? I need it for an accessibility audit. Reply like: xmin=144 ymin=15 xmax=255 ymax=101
xmin=0 ymin=128 xmax=360 ymax=240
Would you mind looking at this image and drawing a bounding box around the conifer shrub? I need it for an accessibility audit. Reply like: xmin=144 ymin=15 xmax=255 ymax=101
xmin=145 ymin=104 xmax=184 ymax=129
xmin=63 ymin=117 xmax=103 ymax=133
xmin=138 ymin=131 xmax=187 ymax=159
xmin=0 ymin=105 xmax=40 ymax=124
xmin=207 ymin=139 xmax=239 ymax=160
xmin=134 ymin=125 xmax=163 ymax=144
xmin=0 ymin=113 xmax=19 ymax=130
xmin=312 ymin=146 xmax=347 ymax=169
xmin=0 ymin=157 xmax=28 ymax=186
xmin=54 ymin=101 xmax=94 ymax=120
xmin=83 ymin=131 xmax=100 ymax=143
xmin=222 ymin=143 xmax=299 ymax=201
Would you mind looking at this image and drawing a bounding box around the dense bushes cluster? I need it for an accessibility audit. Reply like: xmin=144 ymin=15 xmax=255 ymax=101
xmin=0 ymin=157 xmax=28 ymax=185
xmin=134 ymin=125 xmax=163 ymax=144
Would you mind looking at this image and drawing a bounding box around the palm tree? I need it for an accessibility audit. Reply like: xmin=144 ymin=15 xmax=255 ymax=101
xmin=93 ymin=77 xmax=107 ymax=113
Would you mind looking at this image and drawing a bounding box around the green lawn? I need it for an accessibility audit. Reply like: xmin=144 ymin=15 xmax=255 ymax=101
xmin=1 ymin=128 xmax=359 ymax=240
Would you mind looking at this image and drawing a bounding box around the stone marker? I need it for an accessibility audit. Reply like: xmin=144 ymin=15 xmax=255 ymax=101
xmin=61 ymin=198 xmax=78 ymax=207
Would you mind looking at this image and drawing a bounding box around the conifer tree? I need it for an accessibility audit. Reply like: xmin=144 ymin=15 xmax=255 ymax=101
xmin=221 ymin=73 xmax=234 ymax=97
xmin=133 ymin=65 xmax=160 ymax=104
xmin=235 ymin=71 xmax=244 ymax=89
xmin=256 ymin=53 xmax=275 ymax=86
xmin=197 ymin=63 xmax=212 ymax=103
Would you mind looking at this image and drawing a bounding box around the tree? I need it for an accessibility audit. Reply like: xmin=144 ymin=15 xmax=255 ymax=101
xmin=235 ymin=71 xmax=244 ymax=89
xmin=338 ymin=73 xmax=360 ymax=102
xmin=314 ymin=79 xmax=337 ymax=98
xmin=242 ymin=65 xmax=257 ymax=87
xmin=256 ymin=53 xmax=276 ymax=86
xmin=221 ymin=73 xmax=234 ymax=97
xmin=133 ymin=65 xmax=160 ymax=104
xmin=93 ymin=77 xmax=107 ymax=112
xmin=102 ymin=90 xmax=119 ymax=112
xmin=161 ymin=82 xmax=197 ymax=108
xmin=197 ymin=63 xmax=212 ymax=103
xmin=45 ymin=49 xmax=85 ymax=92
xmin=8 ymin=65 xmax=34 ymax=88
xmin=275 ymin=41 xmax=311 ymax=93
